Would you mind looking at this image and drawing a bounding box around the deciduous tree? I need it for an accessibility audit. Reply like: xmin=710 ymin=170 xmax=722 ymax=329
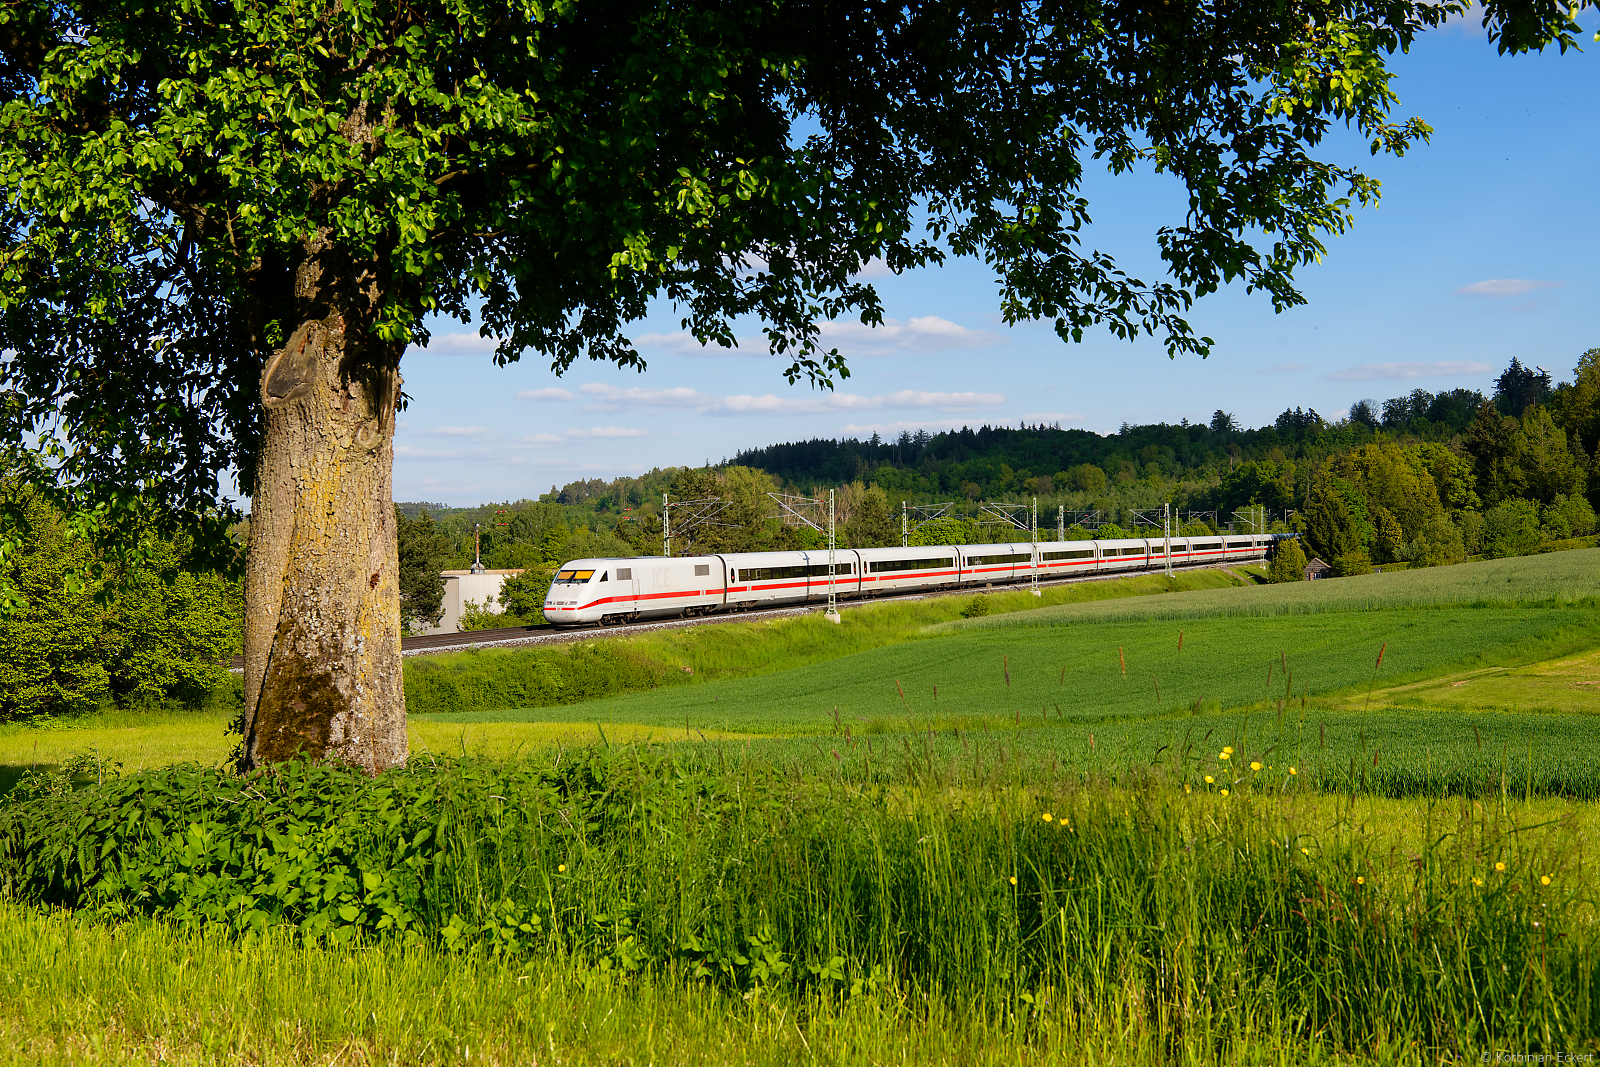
xmin=2 ymin=0 xmax=1587 ymax=769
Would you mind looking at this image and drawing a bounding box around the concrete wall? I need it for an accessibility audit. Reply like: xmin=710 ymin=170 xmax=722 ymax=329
xmin=417 ymin=569 xmax=525 ymax=635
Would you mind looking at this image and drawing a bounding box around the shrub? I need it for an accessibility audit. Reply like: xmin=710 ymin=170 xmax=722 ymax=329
xmin=959 ymin=595 xmax=992 ymax=618
xmin=1482 ymin=499 xmax=1542 ymax=558
xmin=403 ymin=642 xmax=678 ymax=715
xmin=1331 ymin=552 xmax=1372 ymax=577
xmin=499 ymin=569 xmax=555 ymax=623
xmin=1542 ymin=494 xmax=1597 ymax=541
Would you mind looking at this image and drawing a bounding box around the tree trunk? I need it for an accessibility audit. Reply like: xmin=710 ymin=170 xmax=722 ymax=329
xmin=242 ymin=250 xmax=406 ymax=773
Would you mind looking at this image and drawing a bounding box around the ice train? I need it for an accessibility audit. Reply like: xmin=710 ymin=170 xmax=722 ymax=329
xmin=542 ymin=533 xmax=1282 ymax=627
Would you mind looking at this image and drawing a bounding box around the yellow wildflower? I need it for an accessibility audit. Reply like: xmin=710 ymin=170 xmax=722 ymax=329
xmin=1289 ymin=767 xmax=1298 ymax=776
xmin=1541 ymin=875 xmax=1552 ymax=886
xmin=1222 ymin=746 xmax=1234 ymax=755
xmin=1473 ymin=878 xmax=1483 ymax=887
xmin=1250 ymin=761 xmax=1263 ymax=772
xmin=1357 ymin=876 xmax=1365 ymax=886
xmin=1042 ymin=812 xmax=1053 ymax=822
xmin=1009 ymin=876 xmax=1017 ymax=886
xmin=1300 ymin=847 xmax=1310 ymax=856
xmin=1219 ymin=751 xmax=1232 ymax=761
xmin=558 ymin=864 xmax=566 ymax=873
xmin=1495 ymin=862 xmax=1506 ymax=873
xmin=1184 ymin=783 xmax=1192 ymax=794
xmin=1204 ymin=775 xmax=1214 ymax=784
xmin=1220 ymin=789 xmax=1229 ymax=797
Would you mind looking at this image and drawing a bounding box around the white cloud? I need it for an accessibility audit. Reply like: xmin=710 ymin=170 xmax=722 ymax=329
xmin=419 ymin=425 xmax=490 ymax=437
xmin=566 ymin=426 xmax=649 ymax=439
xmin=1322 ymin=361 xmax=1493 ymax=383
xmin=1456 ymin=279 xmax=1564 ymax=297
xmin=854 ymin=258 xmax=895 ymax=280
xmin=516 ymin=387 xmax=575 ymax=402
xmin=421 ymin=331 xmax=502 ymax=355
xmin=634 ymin=315 xmax=998 ymax=360
xmin=1257 ymin=362 xmax=1311 ymax=375
xmin=576 ymin=382 xmax=1005 ymax=416
xmin=817 ymin=316 xmax=998 ymax=355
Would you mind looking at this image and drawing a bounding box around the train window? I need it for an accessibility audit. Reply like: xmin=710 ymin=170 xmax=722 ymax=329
xmin=694 ymin=564 xmax=710 ymax=577
xmin=1227 ymin=541 xmax=1249 ymax=550
xmin=1042 ymin=549 xmax=1094 ymax=561
xmin=869 ymin=557 xmax=955 ymax=573
xmin=554 ymin=569 xmax=595 ymax=584
xmin=966 ymin=552 xmax=1025 ymax=566
xmin=805 ymin=563 xmax=853 ymax=577
xmin=1193 ymin=542 xmax=1221 ymax=551
xmin=616 ymin=568 xmax=632 ymax=581
xmin=599 ymin=572 xmax=608 ymax=582
xmin=744 ymin=565 xmax=807 ymax=581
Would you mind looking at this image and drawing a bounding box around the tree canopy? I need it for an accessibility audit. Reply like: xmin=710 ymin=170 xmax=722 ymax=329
xmin=2 ymin=0 xmax=1590 ymax=575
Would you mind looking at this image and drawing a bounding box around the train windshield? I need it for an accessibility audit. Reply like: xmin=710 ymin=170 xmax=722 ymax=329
xmin=553 ymin=569 xmax=595 ymax=584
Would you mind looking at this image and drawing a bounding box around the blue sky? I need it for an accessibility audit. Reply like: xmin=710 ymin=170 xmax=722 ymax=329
xmin=393 ymin=23 xmax=1600 ymax=506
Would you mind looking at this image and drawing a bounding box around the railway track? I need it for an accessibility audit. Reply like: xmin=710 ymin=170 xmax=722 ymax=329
xmin=226 ymin=560 xmax=1259 ymax=668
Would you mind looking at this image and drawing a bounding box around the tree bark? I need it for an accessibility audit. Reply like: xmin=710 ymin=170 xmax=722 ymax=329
xmin=241 ymin=243 xmax=406 ymax=773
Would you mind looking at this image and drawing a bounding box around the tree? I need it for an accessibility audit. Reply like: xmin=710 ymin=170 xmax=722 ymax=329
xmin=1348 ymin=399 xmax=1380 ymax=427
xmin=843 ymin=486 xmax=896 ymax=549
xmin=1065 ymin=465 xmax=1108 ymax=495
xmin=3 ymin=0 xmax=1587 ymax=770
xmin=1303 ymin=468 xmax=1368 ymax=560
xmin=0 ymin=490 xmax=239 ymax=720
xmin=1209 ymin=410 xmax=1238 ymax=435
xmin=1463 ymin=402 xmax=1527 ymax=505
xmin=396 ymin=510 xmax=451 ymax=633
xmin=1517 ymin=407 xmax=1586 ymax=505
xmin=1494 ymin=358 xmax=1553 ymax=416
xmin=1267 ymin=536 xmax=1307 ymax=583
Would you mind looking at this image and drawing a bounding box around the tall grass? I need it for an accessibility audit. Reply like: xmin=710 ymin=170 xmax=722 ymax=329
xmin=2 ymin=748 xmax=1594 ymax=1060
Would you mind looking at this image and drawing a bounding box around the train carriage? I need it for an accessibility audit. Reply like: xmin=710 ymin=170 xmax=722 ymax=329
xmin=726 ymin=550 xmax=862 ymax=608
xmin=854 ymin=546 xmax=963 ymax=595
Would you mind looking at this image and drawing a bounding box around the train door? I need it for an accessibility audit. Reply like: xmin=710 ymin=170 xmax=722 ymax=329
xmin=612 ymin=565 xmax=639 ymax=616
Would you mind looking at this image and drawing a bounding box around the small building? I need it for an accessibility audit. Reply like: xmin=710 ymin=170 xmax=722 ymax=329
xmin=417 ymin=569 xmax=525 ymax=635
xmin=1304 ymin=557 xmax=1332 ymax=581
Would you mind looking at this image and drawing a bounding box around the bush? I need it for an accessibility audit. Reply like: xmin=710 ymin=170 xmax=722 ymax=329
xmin=959 ymin=595 xmax=991 ymax=618
xmin=1482 ymin=499 xmax=1542 ymax=558
xmin=1267 ymin=537 xmax=1307 ymax=583
xmin=1541 ymin=494 xmax=1597 ymax=541
xmin=1331 ymin=552 xmax=1372 ymax=577
xmin=402 ymin=642 xmax=679 ymax=715
xmin=499 ymin=568 xmax=555 ymax=623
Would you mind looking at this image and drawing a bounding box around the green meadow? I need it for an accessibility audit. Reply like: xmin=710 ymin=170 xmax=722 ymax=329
xmin=2 ymin=551 xmax=1598 ymax=1063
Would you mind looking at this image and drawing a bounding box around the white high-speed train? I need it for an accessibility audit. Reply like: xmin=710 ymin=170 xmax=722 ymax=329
xmin=542 ymin=533 xmax=1282 ymax=626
